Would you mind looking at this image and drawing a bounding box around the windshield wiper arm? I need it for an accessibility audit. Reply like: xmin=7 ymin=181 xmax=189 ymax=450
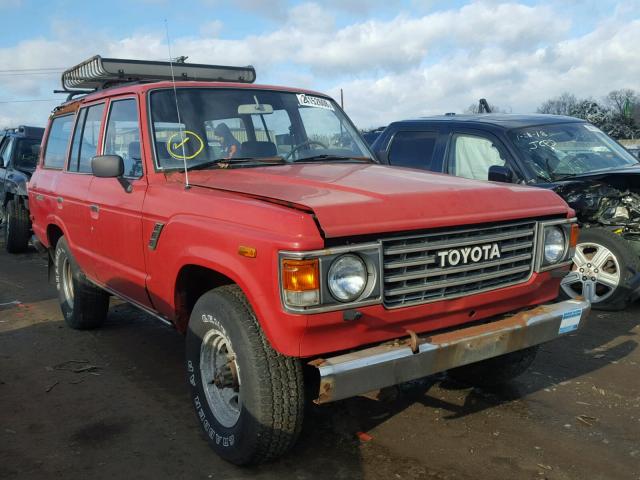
xmin=187 ymin=156 xmax=285 ymax=171
xmin=293 ymin=155 xmax=374 ymax=163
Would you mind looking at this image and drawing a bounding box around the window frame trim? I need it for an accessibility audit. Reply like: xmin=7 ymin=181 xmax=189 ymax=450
xmin=42 ymin=113 xmax=76 ymax=171
xmin=101 ymin=95 xmax=144 ymax=180
xmin=65 ymin=100 xmax=107 ymax=175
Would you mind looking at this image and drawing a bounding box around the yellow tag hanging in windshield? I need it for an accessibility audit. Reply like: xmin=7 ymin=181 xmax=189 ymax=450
xmin=167 ymin=131 xmax=204 ymax=160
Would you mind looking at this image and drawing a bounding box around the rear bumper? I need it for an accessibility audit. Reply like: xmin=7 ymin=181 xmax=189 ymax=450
xmin=310 ymin=299 xmax=590 ymax=403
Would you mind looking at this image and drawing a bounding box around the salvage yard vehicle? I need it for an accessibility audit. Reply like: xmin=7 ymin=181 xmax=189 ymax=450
xmin=0 ymin=125 xmax=44 ymax=253
xmin=29 ymin=56 xmax=590 ymax=465
xmin=372 ymin=114 xmax=640 ymax=310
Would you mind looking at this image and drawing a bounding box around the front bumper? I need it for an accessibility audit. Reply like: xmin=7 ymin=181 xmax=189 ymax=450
xmin=310 ymin=299 xmax=590 ymax=403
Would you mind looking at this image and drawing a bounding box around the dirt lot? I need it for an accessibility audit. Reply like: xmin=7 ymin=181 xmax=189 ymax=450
xmin=1 ymin=238 xmax=639 ymax=480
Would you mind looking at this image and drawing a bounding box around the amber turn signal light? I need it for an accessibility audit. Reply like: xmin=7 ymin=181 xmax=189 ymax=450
xmin=569 ymin=223 xmax=580 ymax=248
xmin=282 ymin=259 xmax=319 ymax=291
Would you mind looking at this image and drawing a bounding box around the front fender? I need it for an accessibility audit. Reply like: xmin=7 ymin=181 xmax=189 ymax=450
xmin=144 ymin=212 xmax=323 ymax=356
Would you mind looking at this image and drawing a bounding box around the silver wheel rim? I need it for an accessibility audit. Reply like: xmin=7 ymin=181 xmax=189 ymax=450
xmin=200 ymin=327 xmax=241 ymax=428
xmin=61 ymin=257 xmax=74 ymax=307
xmin=561 ymin=242 xmax=621 ymax=303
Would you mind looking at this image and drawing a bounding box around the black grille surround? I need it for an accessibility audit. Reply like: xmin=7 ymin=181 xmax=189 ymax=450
xmin=382 ymin=220 xmax=538 ymax=308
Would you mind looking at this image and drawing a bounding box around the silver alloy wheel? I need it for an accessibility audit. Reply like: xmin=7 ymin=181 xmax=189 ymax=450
xmin=200 ymin=327 xmax=242 ymax=428
xmin=561 ymin=242 xmax=621 ymax=303
xmin=61 ymin=257 xmax=75 ymax=307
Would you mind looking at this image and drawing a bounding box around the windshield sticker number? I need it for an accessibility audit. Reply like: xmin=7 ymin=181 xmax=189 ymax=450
xmin=584 ymin=124 xmax=601 ymax=133
xmin=528 ymin=139 xmax=556 ymax=150
xmin=297 ymin=94 xmax=334 ymax=111
xmin=167 ymin=131 xmax=205 ymax=160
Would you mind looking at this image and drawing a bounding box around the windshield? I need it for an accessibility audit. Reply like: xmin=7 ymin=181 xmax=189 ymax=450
xmin=14 ymin=138 xmax=41 ymax=171
xmin=508 ymin=123 xmax=639 ymax=182
xmin=149 ymin=88 xmax=372 ymax=170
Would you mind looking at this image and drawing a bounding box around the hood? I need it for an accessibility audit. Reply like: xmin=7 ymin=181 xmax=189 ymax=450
xmin=181 ymin=164 xmax=571 ymax=238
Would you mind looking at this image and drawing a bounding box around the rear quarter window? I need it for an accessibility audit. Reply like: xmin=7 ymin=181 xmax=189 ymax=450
xmin=43 ymin=114 xmax=75 ymax=169
xmin=388 ymin=131 xmax=438 ymax=170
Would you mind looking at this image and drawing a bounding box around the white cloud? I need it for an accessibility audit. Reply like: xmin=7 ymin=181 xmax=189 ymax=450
xmin=200 ymin=19 xmax=224 ymax=37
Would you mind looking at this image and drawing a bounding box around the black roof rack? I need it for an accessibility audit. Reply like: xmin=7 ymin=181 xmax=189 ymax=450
xmin=59 ymin=55 xmax=256 ymax=93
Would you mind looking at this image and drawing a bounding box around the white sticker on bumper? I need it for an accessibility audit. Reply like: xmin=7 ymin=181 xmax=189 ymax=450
xmin=559 ymin=308 xmax=582 ymax=334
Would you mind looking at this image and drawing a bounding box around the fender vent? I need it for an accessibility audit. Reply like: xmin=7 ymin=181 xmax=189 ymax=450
xmin=148 ymin=223 xmax=165 ymax=250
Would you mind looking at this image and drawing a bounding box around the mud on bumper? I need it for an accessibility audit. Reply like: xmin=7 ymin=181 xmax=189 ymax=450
xmin=309 ymin=299 xmax=590 ymax=403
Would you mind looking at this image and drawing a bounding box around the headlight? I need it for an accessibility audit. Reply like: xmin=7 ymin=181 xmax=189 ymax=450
xmin=544 ymin=226 xmax=566 ymax=264
xmin=327 ymin=254 xmax=367 ymax=302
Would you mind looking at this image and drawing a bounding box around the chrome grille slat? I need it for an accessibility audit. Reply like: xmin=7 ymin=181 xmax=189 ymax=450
xmin=385 ymin=264 xmax=532 ymax=296
xmin=385 ymin=252 xmax=533 ymax=283
xmin=383 ymin=229 xmax=534 ymax=255
xmin=383 ymin=220 xmax=537 ymax=308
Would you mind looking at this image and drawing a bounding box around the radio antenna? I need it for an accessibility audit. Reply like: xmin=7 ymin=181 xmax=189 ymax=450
xmin=164 ymin=19 xmax=190 ymax=189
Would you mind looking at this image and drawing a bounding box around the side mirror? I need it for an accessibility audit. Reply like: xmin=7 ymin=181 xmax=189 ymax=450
xmin=92 ymin=155 xmax=124 ymax=178
xmin=488 ymin=165 xmax=513 ymax=183
xmin=91 ymin=155 xmax=132 ymax=193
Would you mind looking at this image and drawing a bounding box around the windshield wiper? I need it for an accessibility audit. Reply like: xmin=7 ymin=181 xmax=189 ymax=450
xmin=293 ymin=155 xmax=374 ymax=163
xmin=187 ymin=156 xmax=285 ymax=171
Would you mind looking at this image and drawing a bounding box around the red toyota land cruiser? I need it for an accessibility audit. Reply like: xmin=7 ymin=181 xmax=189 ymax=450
xmin=29 ymin=56 xmax=589 ymax=465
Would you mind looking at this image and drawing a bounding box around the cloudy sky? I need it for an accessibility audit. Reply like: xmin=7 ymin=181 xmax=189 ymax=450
xmin=1 ymin=0 xmax=639 ymax=129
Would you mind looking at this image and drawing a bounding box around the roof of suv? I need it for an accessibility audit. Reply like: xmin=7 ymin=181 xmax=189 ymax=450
xmin=394 ymin=113 xmax=584 ymax=130
xmin=2 ymin=125 xmax=45 ymax=139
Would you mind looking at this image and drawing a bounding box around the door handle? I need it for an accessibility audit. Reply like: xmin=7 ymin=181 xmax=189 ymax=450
xmin=89 ymin=204 xmax=99 ymax=213
xmin=36 ymin=194 xmax=44 ymax=201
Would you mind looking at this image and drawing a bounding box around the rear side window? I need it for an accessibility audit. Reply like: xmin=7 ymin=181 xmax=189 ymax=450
xmin=388 ymin=131 xmax=437 ymax=170
xmin=69 ymin=103 xmax=104 ymax=173
xmin=103 ymin=99 xmax=143 ymax=179
xmin=43 ymin=115 xmax=75 ymax=169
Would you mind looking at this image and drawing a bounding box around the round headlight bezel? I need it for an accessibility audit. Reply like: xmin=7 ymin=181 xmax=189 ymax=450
xmin=544 ymin=226 xmax=566 ymax=264
xmin=327 ymin=254 xmax=368 ymax=303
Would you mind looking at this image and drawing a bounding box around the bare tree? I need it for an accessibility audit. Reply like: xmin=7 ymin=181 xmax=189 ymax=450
xmin=605 ymin=89 xmax=638 ymax=117
xmin=536 ymin=92 xmax=577 ymax=116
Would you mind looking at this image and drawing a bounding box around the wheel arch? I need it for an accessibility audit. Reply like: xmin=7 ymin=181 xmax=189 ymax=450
xmin=173 ymin=264 xmax=236 ymax=333
xmin=46 ymin=223 xmax=65 ymax=250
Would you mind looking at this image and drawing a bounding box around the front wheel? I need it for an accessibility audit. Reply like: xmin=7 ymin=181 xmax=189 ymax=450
xmin=560 ymin=228 xmax=639 ymax=311
xmin=185 ymin=285 xmax=305 ymax=465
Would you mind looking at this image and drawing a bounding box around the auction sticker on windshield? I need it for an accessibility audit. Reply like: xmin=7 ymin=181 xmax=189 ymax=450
xmin=167 ymin=130 xmax=204 ymax=160
xmin=297 ymin=94 xmax=334 ymax=111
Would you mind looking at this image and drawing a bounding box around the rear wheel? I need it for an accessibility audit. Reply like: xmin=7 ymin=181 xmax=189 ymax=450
xmin=55 ymin=237 xmax=110 ymax=329
xmin=448 ymin=346 xmax=539 ymax=387
xmin=4 ymin=199 xmax=30 ymax=253
xmin=560 ymin=228 xmax=639 ymax=310
xmin=185 ymin=285 xmax=305 ymax=465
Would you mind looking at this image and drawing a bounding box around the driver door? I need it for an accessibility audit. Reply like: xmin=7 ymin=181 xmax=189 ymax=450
xmin=87 ymin=96 xmax=150 ymax=307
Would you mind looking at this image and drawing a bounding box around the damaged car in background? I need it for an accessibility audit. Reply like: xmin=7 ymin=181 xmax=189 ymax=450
xmin=372 ymin=115 xmax=640 ymax=310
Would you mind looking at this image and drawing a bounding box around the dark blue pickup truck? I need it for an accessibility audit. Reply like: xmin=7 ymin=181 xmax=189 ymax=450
xmin=371 ymin=114 xmax=640 ymax=310
xmin=0 ymin=125 xmax=44 ymax=252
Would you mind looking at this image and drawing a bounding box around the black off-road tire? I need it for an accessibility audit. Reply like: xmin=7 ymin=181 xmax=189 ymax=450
xmin=4 ymin=199 xmax=31 ymax=253
xmin=447 ymin=346 xmax=539 ymax=388
xmin=560 ymin=228 xmax=639 ymax=311
xmin=186 ymin=285 xmax=305 ymax=465
xmin=55 ymin=237 xmax=109 ymax=329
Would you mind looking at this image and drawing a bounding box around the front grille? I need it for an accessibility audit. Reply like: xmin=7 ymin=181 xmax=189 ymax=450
xmin=382 ymin=220 xmax=537 ymax=308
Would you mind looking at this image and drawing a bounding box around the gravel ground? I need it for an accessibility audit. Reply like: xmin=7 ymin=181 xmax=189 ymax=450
xmin=1 ymin=238 xmax=639 ymax=480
